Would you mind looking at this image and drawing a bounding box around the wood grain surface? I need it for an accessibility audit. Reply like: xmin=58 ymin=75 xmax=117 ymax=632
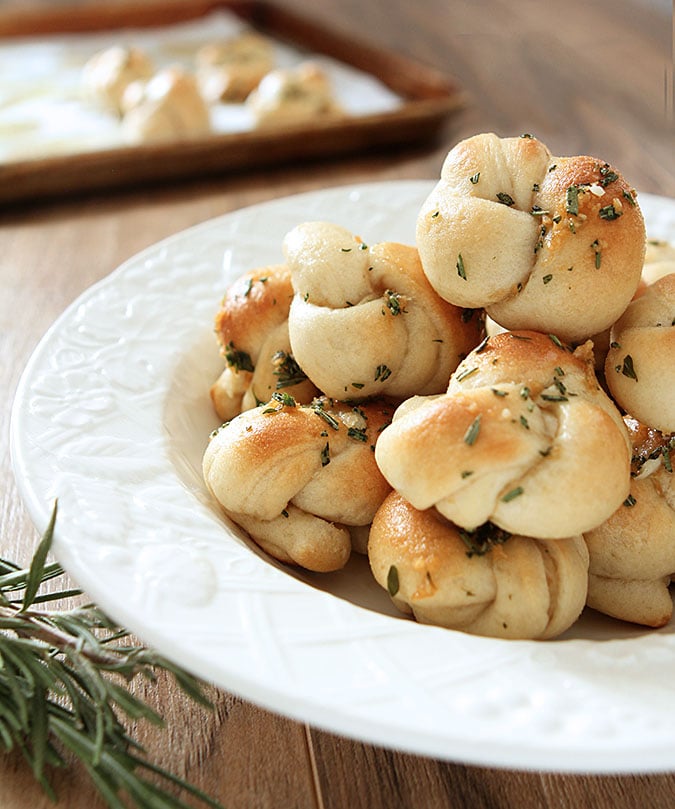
xmin=1 ymin=0 xmax=673 ymax=807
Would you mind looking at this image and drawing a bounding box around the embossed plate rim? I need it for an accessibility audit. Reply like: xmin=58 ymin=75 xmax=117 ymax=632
xmin=10 ymin=181 xmax=675 ymax=773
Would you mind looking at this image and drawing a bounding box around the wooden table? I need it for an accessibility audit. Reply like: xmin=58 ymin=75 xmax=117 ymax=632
xmin=1 ymin=0 xmax=674 ymax=806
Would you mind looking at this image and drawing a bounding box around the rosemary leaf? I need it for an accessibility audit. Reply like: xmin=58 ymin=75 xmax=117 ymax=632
xmin=1 ymin=503 xmax=224 ymax=809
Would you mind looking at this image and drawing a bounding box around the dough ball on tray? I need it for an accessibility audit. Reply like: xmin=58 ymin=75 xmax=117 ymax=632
xmin=196 ymin=32 xmax=275 ymax=103
xmin=416 ymin=132 xmax=646 ymax=343
xmin=203 ymin=395 xmax=394 ymax=572
xmin=121 ymin=66 xmax=212 ymax=143
xmin=375 ymin=330 xmax=632 ymax=538
xmin=82 ymin=45 xmax=154 ymax=115
xmin=368 ymin=492 xmax=589 ymax=640
xmin=247 ymin=62 xmax=343 ymax=128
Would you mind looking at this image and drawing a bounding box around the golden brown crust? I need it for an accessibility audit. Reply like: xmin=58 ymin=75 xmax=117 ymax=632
xmin=214 ymin=264 xmax=293 ymax=355
xmin=368 ymin=492 xmax=588 ymax=639
xmin=203 ymin=396 xmax=395 ymax=572
xmin=210 ymin=264 xmax=316 ymax=420
xmin=375 ymin=331 xmax=631 ymax=537
xmin=584 ymin=449 xmax=675 ymax=627
xmin=416 ymin=133 xmax=646 ymax=343
xmin=605 ymin=273 xmax=675 ymax=432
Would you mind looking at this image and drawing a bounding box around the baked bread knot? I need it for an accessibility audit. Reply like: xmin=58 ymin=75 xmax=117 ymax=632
xmin=375 ymin=330 xmax=631 ymax=538
xmin=120 ymin=67 xmax=212 ymax=144
xmin=247 ymin=62 xmax=343 ymax=128
xmin=210 ymin=264 xmax=318 ymax=421
xmin=82 ymin=45 xmax=154 ymax=115
xmin=584 ymin=418 xmax=675 ymax=627
xmin=416 ymin=132 xmax=646 ymax=343
xmin=605 ymin=273 xmax=675 ymax=433
xmin=368 ymin=492 xmax=589 ymax=639
xmin=203 ymin=395 xmax=394 ymax=572
xmin=283 ymin=221 xmax=484 ymax=400
xmin=196 ymin=32 xmax=275 ymax=103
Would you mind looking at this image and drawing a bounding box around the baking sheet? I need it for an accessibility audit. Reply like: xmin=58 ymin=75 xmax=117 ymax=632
xmin=0 ymin=1 xmax=461 ymax=203
xmin=0 ymin=10 xmax=402 ymax=161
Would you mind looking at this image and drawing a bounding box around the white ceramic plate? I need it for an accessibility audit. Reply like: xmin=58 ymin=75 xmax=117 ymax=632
xmin=11 ymin=181 xmax=675 ymax=774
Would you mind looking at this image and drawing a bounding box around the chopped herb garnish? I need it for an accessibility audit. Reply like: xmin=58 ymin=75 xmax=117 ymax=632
xmin=543 ymin=273 xmax=553 ymax=284
xmin=340 ymin=247 xmax=352 ymax=252
xmin=281 ymin=509 xmax=289 ymax=518
xmin=520 ymin=415 xmax=529 ymax=429
xmin=497 ymin=192 xmax=515 ymax=206
xmin=534 ymin=224 xmax=546 ymax=254
xmin=320 ymin=442 xmax=330 ymax=466
xmin=456 ymin=366 xmax=479 ymax=382
xmin=591 ymin=239 xmax=602 ymax=268
xmin=459 ymin=522 xmax=511 ymax=558
xmin=384 ymin=289 xmax=407 ymax=315
xmin=387 ymin=565 xmax=399 ymax=596
xmin=610 ymin=341 xmax=621 ymax=349
xmin=531 ymin=206 xmax=549 ymax=216
xmin=347 ymin=426 xmax=368 ymax=442
xmin=224 ymin=342 xmax=254 ymax=372
xmin=431 ymin=210 xmax=440 ymax=218
xmin=501 ymin=486 xmax=524 ymax=503
xmin=548 ymin=333 xmax=565 ymax=349
xmin=623 ymin=494 xmax=637 ymax=508
xmin=541 ymin=393 xmax=568 ymax=402
xmin=565 ymin=185 xmax=580 ymax=216
xmin=461 ymin=470 xmax=474 ymax=478
xmin=351 ymin=382 xmax=365 ymax=390
xmin=375 ymin=364 xmax=392 ymax=382
xmin=491 ymin=388 xmax=508 ymax=397
xmin=272 ymin=350 xmax=308 ymax=389
xmin=599 ymin=165 xmax=619 ymax=186
xmin=623 ymin=190 xmax=636 ymax=206
xmin=456 ymin=253 xmax=467 ymax=280
xmin=510 ymin=333 xmax=532 ymax=341
xmin=663 ymin=444 xmax=672 ymax=473
xmin=463 ymin=415 xmax=481 ymax=446
xmin=242 ymin=277 xmax=254 ymax=297
xmin=599 ymin=204 xmax=622 ymax=221
xmin=553 ymin=378 xmax=567 ymax=395
xmin=539 ymin=446 xmax=553 ymax=457
xmin=621 ymin=355 xmax=638 ymax=381
xmin=554 ymin=366 xmax=565 ymax=376
xmin=311 ymin=401 xmax=340 ymax=430
xmin=271 ymin=391 xmax=296 ymax=408
xmin=520 ymin=386 xmax=530 ymax=400
xmin=470 ymin=172 xmax=481 ymax=184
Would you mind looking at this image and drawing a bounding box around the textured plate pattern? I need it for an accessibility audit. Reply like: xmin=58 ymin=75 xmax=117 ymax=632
xmin=10 ymin=182 xmax=675 ymax=773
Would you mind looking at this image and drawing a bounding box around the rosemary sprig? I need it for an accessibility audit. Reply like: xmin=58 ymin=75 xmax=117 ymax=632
xmin=0 ymin=502 xmax=223 ymax=809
